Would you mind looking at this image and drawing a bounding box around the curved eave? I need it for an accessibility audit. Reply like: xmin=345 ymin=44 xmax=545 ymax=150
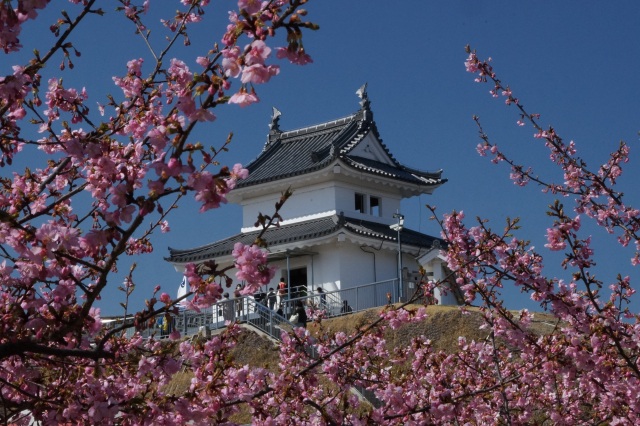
xmin=341 ymin=158 xmax=444 ymax=186
xmin=229 ymin=157 xmax=445 ymax=203
xmin=166 ymin=216 xmax=343 ymax=265
xmin=167 ymin=213 xmax=444 ymax=267
xmin=167 ymin=229 xmax=437 ymax=268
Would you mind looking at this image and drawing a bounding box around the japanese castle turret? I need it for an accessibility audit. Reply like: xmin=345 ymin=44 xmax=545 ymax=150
xmin=167 ymin=86 xmax=461 ymax=305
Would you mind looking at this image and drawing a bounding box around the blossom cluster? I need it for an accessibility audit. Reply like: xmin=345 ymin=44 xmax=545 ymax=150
xmin=0 ymin=0 xmax=318 ymax=423
xmin=443 ymin=48 xmax=640 ymax=424
xmin=232 ymin=242 xmax=276 ymax=294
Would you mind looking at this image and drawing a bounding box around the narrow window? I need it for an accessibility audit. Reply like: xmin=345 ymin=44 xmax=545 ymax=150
xmin=355 ymin=193 xmax=365 ymax=213
xmin=370 ymin=196 xmax=381 ymax=216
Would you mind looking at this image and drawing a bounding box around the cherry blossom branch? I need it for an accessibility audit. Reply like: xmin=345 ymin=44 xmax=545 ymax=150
xmin=0 ymin=340 xmax=114 ymax=361
xmin=466 ymin=47 xmax=640 ymax=263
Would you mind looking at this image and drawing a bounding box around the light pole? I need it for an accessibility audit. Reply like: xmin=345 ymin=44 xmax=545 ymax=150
xmin=390 ymin=212 xmax=404 ymax=302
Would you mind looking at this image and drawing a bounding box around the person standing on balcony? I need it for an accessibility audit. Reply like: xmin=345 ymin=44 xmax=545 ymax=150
xmin=341 ymin=300 xmax=353 ymax=314
xmin=316 ymin=287 xmax=326 ymax=310
xmin=294 ymin=300 xmax=308 ymax=329
xmin=277 ymin=278 xmax=287 ymax=308
xmin=222 ymin=293 xmax=234 ymax=324
xmin=267 ymin=288 xmax=277 ymax=310
xmin=234 ymin=284 xmax=243 ymax=317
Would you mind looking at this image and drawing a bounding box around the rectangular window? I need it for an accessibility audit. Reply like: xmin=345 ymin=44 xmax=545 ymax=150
xmin=370 ymin=196 xmax=381 ymax=216
xmin=355 ymin=193 xmax=365 ymax=213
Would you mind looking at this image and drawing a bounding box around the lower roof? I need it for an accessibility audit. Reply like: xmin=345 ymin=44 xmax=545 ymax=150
xmin=166 ymin=213 xmax=443 ymax=265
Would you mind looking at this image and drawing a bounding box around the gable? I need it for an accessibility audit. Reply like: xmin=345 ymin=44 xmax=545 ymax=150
xmin=345 ymin=132 xmax=395 ymax=166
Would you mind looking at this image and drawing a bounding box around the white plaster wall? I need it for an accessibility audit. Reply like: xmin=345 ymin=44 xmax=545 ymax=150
xmin=240 ymin=180 xmax=404 ymax=228
xmin=217 ymin=241 xmax=381 ymax=296
xmin=274 ymin=248 xmax=424 ymax=299
xmin=432 ymin=287 xmax=458 ymax=306
xmin=425 ymin=260 xmax=459 ymax=306
xmin=335 ymin=243 xmax=377 ymax=288
xmin=258 ymin=241 xmax=401 ymax=293
xmin=335 ymin=242 xmax=402 ymax=309
xmin=241 ymin=183 xmax=336 ymax=227
xmin=257 ymin=244 xmax=343 ymax=294
xmin=310 ymin=244 xmax=343 ymax=292
xmin=331 ymin=242 xmax=411 ymax=290
xmin=373 ymin=249 xmax=399 ymax=283
xmin=334 ymin=184 xmax=401 ymax=223
xmin=334 ymin=185 xmax=354 ymax=216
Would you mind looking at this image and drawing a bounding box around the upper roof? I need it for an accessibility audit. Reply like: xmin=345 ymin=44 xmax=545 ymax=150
xmin=235 ymin=85 xmax=446 ymax=190
xmin=166 ymin=213 xmax=443 ymax=265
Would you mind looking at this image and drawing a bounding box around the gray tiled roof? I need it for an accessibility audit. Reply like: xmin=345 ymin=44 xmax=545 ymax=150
xmin=236 ymin=108 xmax=446 ymax=189
xmin=166 ymin=214 xmax=442 ymax=264
xmin=344 ymin=156 xmax=442 ymax=185
xmin=167 ymin=215 xmax=341 ymax=264
xmin=343 ymin=217 xmax=441 ymax=248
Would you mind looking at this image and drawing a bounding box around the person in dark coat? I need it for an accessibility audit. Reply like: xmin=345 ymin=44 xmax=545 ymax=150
xmin=267 ymin=288 xmax=277 ymax=310
xmin=294 ymin=300 xmax=308 ymax=328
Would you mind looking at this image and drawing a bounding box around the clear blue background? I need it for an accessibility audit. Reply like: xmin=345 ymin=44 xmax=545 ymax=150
xmin=9 ymin=1 xmax=640 ymax=316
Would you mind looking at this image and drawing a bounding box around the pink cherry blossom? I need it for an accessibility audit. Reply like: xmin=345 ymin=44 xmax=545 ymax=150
xmin=222 ymin=46 xmax=242 ymax=77
xmin=238 ymin=0 xmax=262 ymax=15
xmin=232 ymin=242 xmax=276 ymax=293
xmin=240 ymin=63 xmax=280 ymax=84
xmin=276 ymin=46 xmax=314 ymax=65
xmin=188 ymin=171 xmax=229 ymax=212
xmin=228 ymin=88 xmax=260 ymax=107
xmin=231 ymin=163 xmax=249 ymax=181
xmin=245 ymin=40 xmax=271 ymax=66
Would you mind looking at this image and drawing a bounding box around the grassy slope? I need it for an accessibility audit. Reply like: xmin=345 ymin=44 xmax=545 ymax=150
xmin=167 ymin=305 xmax=558 ymax=421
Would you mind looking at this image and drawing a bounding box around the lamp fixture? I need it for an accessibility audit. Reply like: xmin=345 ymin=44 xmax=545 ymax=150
xmin=391 ymin=211 xmax=405 ymax=302
xmin=392 ymin=212 xmax=404 ymax=229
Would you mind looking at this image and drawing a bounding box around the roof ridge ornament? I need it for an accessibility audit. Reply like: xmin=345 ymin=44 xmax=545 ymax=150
xmin=269 ymin=107 xmax=282 ymax=131
xmin=267 ymin=106 xmax=282 ymax=145
xmin=356 ymin=83 xmax=368 ymax=107
xmin=355 ymin=83 xmax=372 ymax=121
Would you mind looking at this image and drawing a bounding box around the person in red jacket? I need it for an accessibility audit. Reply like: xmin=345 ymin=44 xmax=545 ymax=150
xmin=277 ymin=278 xmax=287 ymax=308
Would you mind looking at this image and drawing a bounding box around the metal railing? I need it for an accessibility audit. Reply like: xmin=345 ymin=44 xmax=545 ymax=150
xmin=172 ymin=297 xmax=293 ymax=339
xmin=263 ymin=278 xmax=401 ymax=320
xmin=114 ymin=278 xmax=402 ymax=340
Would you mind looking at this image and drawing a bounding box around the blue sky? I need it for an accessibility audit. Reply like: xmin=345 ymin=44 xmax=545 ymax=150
xmin=11 ymin=1 xmax=640 ymax=315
